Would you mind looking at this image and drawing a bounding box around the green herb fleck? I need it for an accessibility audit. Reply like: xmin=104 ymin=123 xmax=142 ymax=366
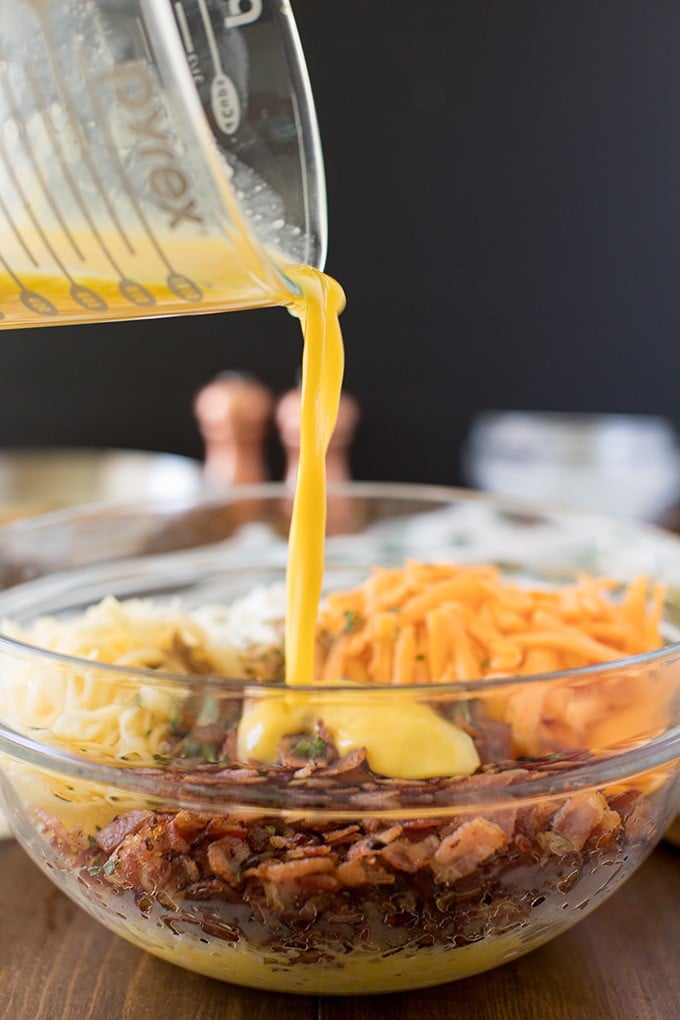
xmin=88 ymin=858 xmax=116 ymax=878
xmin=196 ymin=696 xmax=219 ymax=727
xmin=415 ymin=654 xmax=426 ymax=662
xmin=182 ymin=737 xmax=220 ymax=762
xmin=343 ymin=610 xmax=360 ymax=633
xmin=168 ymin=702 xmax=182 ymax=735
xmin=480 ymin=657 xmax=491 ymax=669
xmin=291 ymin=736 xmax=327 ymax=759
xmin=265 ymin=825 xmax=276 ymax=836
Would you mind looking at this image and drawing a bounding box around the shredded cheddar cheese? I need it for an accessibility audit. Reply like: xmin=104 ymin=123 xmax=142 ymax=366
xmin=315 ymin=563 xmax=665 ymax=684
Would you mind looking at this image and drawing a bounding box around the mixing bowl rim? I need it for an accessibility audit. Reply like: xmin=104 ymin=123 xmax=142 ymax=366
xmin=1 ymin=478 xmax=680 ymax=536
xmin=1 ymin=624 xmax=679 ymax=695
xmin=1 ymin=481 xmax=680 ymax=694
xmin=1 ymin=717 xmax=678 ymax=808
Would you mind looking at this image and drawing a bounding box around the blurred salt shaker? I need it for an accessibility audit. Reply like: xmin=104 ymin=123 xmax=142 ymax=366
xmin=277 ymin=386 xmax=360 ymax=534
xmin=277 ymin=387 xmax=360 ymax=486
xmin=195 ymin=373 xmax=273 ymax=487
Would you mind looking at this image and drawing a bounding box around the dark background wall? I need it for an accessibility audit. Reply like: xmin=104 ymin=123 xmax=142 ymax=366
xmin=3 ymin=1 xmax=680 ymax=485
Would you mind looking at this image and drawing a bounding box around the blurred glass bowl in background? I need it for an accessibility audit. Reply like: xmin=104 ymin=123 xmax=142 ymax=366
xmin=0 ymin=448 xmax=204 ymax=524
xmin=464 ymin=412 xmax=680 ymax=523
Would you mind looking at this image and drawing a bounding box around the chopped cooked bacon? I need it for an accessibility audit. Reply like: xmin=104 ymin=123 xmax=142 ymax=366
xmin=295 ymin=873 xmax=340 ymax=894
xmin=381 ymin=835 xmax=440 ymax=873
xmin=549 ymin=792 xmax=610 ymax=853
xmin=95 ymin=810 xmax=153 ymax=854
xmin=217 ymin=728 xmax=238 ymax=761
xmin=31 ymin=808 xmax=90 ymax=856
xmin=472 ymin=718 xmax=513 ymax=764
xmin=347 ymin=836 xmax=387 ymax=861
xmin=335 ymin=858 xmax=395 ymax=887
xmin=171 ymin=811 xmax=212 ymax=841
xmin=205 ymin=817 xmax=248 ymax=840
xmin=517 ymin=799 xmax=558 ymax=842
xmin=105 ymin=816 xmax=192 ymax=894
xmin=244 ymin=856 xmax=336 ymax=882
xmin=371 ymin=824 xmax=403 ymax=845
xmin=322 ymin=748 xmax=368 ymax=778
xmin=590 ymin=808 xmax=623 ymax=847
xmin=432 ymin=818 xmax=507 ymax=883
xmin=609 ymin=788 xmax=653 ymax=842
xmin=288 ymin=844 xmax=331 ymax=860
xmin=401 ymin=818 xmax=439 ymax=832
xmin=183 ymin=878 xmax=230 ymax=901
xmin=342 ymin=823 xmax=434 ymax=875
xmin=442 ymin=805 xmax=517 ymax=841
xmin=109 ymin=832 xmax=174 ymax=894
xmin=206 ymin=835 xmax=250 ymax=886
xmin=38 ymin=748 xmax=650 ymax=963
xmin=323 ymin=824 xmax=361 ymax=845
xmin=279 ymin=735 xmax=328 ymax=769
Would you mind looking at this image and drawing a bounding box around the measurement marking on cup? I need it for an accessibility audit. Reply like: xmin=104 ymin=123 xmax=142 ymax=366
xmin=224 ymin=0 xmax=263 ymax=30
xmin=0 ymin=130 xmax=65 ymax=271
xmin=197 ymin=0 xmax=241 ymax=134
xmin=24 ymin=64 xmax=155 ymax=309
xmin=77 ymin=45 xmax=203 ymax=304
xmin=0 ymin=190 xmax=38 ymax=267
xmin=0 ymin=63 xmax=84 ymax=263
xmin=134 ymin=17 xmax=154 ymax=65
xmin=0 ymin=130 xmax=107 ymax=313
xmin=24 ymin=65 xmax=114 ymax=267
xmin=0 ymin=249 xmax=58 ymax=317
xmin=175 ymin=3 xmax=196 ymax=53
xmin=36 ymin=17 xmax=136 ymax=256
xmin=174 ymin=2 xmax=205 ymax=85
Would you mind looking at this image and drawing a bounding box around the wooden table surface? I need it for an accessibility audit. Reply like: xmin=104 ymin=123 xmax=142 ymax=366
xmin=0 ymin=838 xmax=677 ymax=1020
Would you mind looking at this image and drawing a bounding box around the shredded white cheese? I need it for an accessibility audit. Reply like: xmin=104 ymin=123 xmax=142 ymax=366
xmin=0 ymin=586 xmax=287 ymax=764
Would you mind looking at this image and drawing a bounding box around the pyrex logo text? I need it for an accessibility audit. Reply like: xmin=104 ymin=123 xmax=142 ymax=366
xmin=103 ymin=63 xmax=204 ymax=231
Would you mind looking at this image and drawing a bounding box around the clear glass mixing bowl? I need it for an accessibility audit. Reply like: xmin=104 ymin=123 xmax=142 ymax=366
xmin=0 ymin=485 xmax=678 ymax=994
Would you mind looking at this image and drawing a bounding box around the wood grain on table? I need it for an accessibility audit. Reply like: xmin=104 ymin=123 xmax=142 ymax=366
xmin=0 ymin=840 xmax=677 ymax=1020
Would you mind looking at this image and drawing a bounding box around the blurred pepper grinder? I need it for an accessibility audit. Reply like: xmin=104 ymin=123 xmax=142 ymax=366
xmin=194 ymin=373 xmax=274 ymax=487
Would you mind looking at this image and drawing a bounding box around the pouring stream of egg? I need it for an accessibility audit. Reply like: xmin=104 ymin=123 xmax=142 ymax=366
xmin=235 ymin=264 xmax=478 ymax=778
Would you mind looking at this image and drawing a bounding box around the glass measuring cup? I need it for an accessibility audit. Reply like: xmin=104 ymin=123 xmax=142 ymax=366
xmin=0 ymin=0 xmax=325 ymax=328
